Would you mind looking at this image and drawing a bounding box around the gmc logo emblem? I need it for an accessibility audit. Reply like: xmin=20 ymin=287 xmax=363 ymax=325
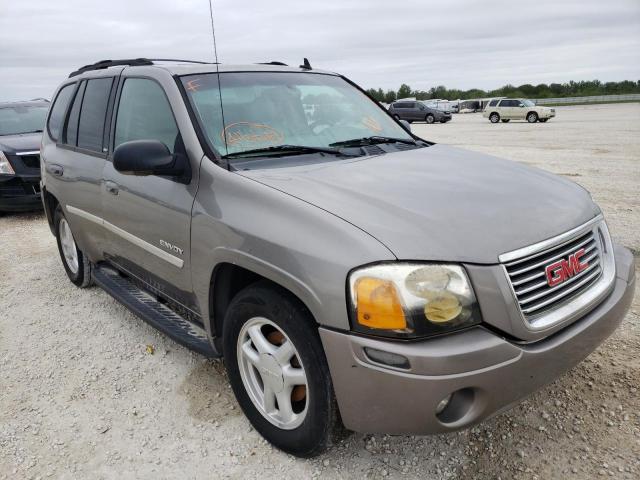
xmin=545 ymin=248 xmax=589 ymax=287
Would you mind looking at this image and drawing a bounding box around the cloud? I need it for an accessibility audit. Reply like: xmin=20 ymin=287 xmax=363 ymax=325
xmin=1 ymin=0 xmax=638 ymax=100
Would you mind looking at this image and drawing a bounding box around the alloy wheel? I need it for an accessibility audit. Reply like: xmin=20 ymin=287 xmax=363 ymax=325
xmin=59 ymin=218 xmax=79 ymax=274
xmin=237 ymin=317 xmax=308 ymax=430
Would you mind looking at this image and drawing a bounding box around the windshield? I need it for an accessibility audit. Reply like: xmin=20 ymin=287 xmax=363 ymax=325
xmin=181 ymin=72 xmax=413 ymax=157
xmin=0 ymin=105 xmax=48 ymax=136
xmin=522 ymin=99 xmax=535 ymax=107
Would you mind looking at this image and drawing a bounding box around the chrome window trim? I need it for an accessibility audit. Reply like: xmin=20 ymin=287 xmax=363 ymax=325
xmin=16 ymin=150 xmax=41 ymax=156
xmin=65 ymin=205 xmax=184 ymax=269
xmin=500 ymin=216 xmax=616 ymax=331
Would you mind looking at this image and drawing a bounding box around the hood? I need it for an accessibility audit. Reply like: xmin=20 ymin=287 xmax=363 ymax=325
xmin=238 ymin=144 xmax=600 ymax=264
xmin=0 ymin=132 xmax=42 ymax=154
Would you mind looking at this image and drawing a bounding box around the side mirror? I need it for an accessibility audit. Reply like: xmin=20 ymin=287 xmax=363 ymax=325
xmin=113 ymin=140 xmax=184 ymax=176
xmin=399 ymin=119 xmax=411 ymax=132
xmin=419 ymin=105 xmax=425 ymax=110
xmin=519 ymin=104 xmax=525 ymax=108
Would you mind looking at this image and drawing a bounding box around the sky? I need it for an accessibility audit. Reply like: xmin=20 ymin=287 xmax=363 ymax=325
xmin=1 ymin=0 xmax=639 ymax=101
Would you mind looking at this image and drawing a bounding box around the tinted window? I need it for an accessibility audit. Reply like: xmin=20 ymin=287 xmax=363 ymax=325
xmin=65 ymin=81 xmax=86 ymax=146
xmin=499 ymin=100 xmax=513 ymax=107
xmin=77 ymin=78 xmax=113 ymax=152
xmin=47 ymin=84 xmax=75 ymax=140
xmin=488 ymin=99 xmax=498 ymax=107
xmin=115 ymin=79 xmax=178 ymax=153
xmin=394 ymin=102 xmax=411 ymax=109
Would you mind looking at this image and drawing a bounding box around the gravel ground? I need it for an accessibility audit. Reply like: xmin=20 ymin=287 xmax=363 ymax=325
xmin=1 ymin=103 xmax=639 ymax=479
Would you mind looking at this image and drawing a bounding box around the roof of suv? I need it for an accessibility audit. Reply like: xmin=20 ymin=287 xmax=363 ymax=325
xmin=68 ymin=58 xmax=337 ymax=79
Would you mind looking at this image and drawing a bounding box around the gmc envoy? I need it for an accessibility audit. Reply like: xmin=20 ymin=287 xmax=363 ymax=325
xmin=40 ymin=58 xmax=635 ymax=457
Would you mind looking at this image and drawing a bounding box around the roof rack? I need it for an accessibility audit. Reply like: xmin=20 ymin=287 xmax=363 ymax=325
xmin=68 ymin=58 xmax=215 ymax=78
xmin=257 ymin=61 xmax=289 ymax=66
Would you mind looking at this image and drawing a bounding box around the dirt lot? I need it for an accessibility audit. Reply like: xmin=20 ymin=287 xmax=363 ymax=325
xmin=1 ymin=103 xmax=639 ymax=479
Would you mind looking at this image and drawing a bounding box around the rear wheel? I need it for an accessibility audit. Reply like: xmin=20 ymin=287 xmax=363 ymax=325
xmin=425 ymin=114 xmax=435 ymax=124
xmin=223 ymin=282 xmax=338 ymax=457
xmin=527 ymin=112 xmax=538 ymax=123
xmin=54 ymin=205 xmax=92 ymax=287
xmin=489 ymin=112 xmax=500 ymax=123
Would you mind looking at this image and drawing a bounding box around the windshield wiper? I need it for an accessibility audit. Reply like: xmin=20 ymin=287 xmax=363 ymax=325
xmin=329 ymin=136 xmax=417 ymax=148
xmin=224 ymin=144 xmax=347 ymax=159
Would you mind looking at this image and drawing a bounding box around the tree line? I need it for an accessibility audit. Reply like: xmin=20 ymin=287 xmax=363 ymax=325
xmin=365 ymin=80 xmax=640 ymax=103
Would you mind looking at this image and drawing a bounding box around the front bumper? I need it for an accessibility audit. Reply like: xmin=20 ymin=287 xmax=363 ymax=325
xmin=0 ymin=174 xmax=42 ymax=212
xmin=320 ymin=244 xmax=635 ymax=434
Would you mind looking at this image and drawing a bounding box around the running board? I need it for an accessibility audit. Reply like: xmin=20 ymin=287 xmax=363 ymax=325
xmin=92 ymin=265 xmax=220 ymax=358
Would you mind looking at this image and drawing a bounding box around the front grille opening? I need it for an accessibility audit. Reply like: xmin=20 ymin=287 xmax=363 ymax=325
xmin=504 ymin=227 xmax=603 ymax=320
xmin=20 ymin=154 xmax=41 ymax=170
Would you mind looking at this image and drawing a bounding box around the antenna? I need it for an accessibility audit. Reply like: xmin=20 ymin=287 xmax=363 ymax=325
xmin=207 ymin=0 xmax=220 ymax=63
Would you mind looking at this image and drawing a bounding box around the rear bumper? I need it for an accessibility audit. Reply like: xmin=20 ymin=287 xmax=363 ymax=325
xmin=320 ymin=245 xmax=635 ymax=434
xmin=0 ymin=175 xmax=42 ymax=212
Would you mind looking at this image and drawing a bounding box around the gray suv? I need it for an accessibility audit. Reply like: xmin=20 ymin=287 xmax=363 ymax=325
xmin=41 ymin=58 xmax=635 ymax=457
xmin=389 ymin=100 xmax=452 ymax=124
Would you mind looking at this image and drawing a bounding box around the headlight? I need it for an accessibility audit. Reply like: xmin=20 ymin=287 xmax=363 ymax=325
xmin=348 ymin=263 xmax=481 ymax=339
xmin=0 ymin=151 xmax=15 ymax=175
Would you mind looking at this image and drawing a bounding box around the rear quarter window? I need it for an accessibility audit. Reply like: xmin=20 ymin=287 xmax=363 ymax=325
xmin=488 ymin=99 xmax=498 ymax=107
xmin=47 ymin=84 xmax=75 ymax=141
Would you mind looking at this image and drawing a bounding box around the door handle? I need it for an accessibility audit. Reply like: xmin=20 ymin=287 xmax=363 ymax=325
xmin=105 ymin=181 xmax=119 ymax=195
xmin=46 ymin=164 xmax=64 ymax=177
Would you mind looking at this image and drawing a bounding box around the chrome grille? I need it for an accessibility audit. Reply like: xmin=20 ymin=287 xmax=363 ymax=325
xmin=504 ymin=227 xmax=603 ymax=319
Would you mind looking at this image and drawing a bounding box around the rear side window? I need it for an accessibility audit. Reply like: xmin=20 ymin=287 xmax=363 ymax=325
xmin=488 ymin=99 xmax=498 ymax=107
xmin=77 ymin=78 xmax=114 ymax=152
xmin=47 ymin=84 xmax=75 ymax=141
xmin=114 ymin=79 xmax=179 ymax=153
xmin=65 ymin=81 xmax=86 ymax=146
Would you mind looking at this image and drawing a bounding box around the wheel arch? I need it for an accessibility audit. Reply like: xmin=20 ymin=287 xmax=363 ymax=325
xmin=206 ymin=257 xmax=323 ymax=347
xmin=42 ymin=187 xmax=59 ymax=235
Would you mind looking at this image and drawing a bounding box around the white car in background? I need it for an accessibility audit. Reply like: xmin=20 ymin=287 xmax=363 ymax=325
xmin=483 ymin=98 xmax=555 ymax=123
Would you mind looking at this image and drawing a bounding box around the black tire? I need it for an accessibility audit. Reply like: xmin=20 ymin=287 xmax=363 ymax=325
xmin=440 ymin=119 xmax=447 ymax=123
xmin=425 ymin=114 xmax=435 ymax=124
xmin=223 ymin=282 xmax=338 ymax=457
xmin=501 ymin=119 xmax=510 ymax=123
xmin=540 ymin=118 xmax=548 ymax=123
xmin=527 ymin=112 xmax=538 ymax=123
xmin=54 ymin=205 xmax=92 ymax=288
xmin=489 ymin=112 xmax=500 ymax=123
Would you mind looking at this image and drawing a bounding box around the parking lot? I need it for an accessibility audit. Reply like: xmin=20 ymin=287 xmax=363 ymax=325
xmin=1 ymin=103 xmax=638 ymax=479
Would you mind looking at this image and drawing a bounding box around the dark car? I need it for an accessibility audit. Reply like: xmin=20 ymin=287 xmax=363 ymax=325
xmin=0 ymin=100 xmax=49 ymax=212
xmin=389 ymin=100 xmax=451 ymax=124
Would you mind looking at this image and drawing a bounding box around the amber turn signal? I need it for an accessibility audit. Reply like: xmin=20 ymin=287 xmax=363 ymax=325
xmin=355 ymin=277 xmax=407 ymax=330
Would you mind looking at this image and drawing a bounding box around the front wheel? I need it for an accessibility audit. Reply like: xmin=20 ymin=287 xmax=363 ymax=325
xmin=540 ymin=118 xmax=548 ymax=123
xmin=54 ymin=205 xmax=92 ymax=287
xmin=527 ymin=112 xmax=539 ymax=123
xmin=223 ymin=282 xmax=338 ymax=457
xmin=501 ymin=119 xmax=510 ymax=123
xmin=489 ymin=112 xmax=500 ymax=123
xmin=425 ymin=114 xmax=435 ymax=124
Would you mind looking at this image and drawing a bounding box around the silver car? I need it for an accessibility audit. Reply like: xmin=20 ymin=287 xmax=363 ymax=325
xmin=41 ymin=58 xmax=635 ymax=457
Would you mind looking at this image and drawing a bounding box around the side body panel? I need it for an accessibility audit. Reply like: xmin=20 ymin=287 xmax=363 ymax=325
xmin=190 ymin=160 xmax=396 ymax=335
xmin=41 ymin=71 xmax=119 ymax=261
xmin=100 ymin=68 xmax=206 ymax=311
